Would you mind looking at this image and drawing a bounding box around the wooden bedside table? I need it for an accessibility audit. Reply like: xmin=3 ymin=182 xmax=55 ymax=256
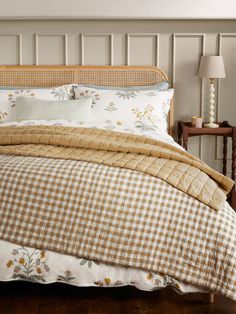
xmin=178 ymin=120 xmax=236 ymax=209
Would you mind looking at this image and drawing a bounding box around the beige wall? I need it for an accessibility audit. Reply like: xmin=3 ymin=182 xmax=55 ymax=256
xmin=0 ymin=19 xmax=236 ymax=176
xmin=0 ymin=0 xmax=236 ymax=19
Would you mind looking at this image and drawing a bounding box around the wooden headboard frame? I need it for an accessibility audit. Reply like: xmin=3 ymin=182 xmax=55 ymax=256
xmin=0 ymin=65 xmax=174 ymax=135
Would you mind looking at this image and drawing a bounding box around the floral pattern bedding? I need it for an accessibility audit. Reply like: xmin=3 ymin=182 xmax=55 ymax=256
xmin=74 ymin=86 xmax=173 ymax=137
xmin=0 ymin=240 xmax=206 ymax=294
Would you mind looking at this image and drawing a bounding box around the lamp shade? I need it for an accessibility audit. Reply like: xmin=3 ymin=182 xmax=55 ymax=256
xmin=198 ymin=56 xmax=226 ymax=79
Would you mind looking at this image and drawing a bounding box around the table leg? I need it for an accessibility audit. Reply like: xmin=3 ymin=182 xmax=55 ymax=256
xmin=209 ymin=293 xmax=214 ymax=304
xmin=177 ymin=121 xmax=183 ymax=146
xmin=223 ymin=136 xmax=228 ymax=176
xmin=183 ymin=129 xmax=188 ymax=151
xmin=232 ymin=127 xmax=236 ymax=182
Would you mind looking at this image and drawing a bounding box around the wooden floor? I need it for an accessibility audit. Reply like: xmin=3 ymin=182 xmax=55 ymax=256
xmin=0 ymin=282 xmax=236 ymax=314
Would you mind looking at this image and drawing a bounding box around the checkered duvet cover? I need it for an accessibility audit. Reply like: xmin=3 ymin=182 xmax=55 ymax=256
xmin=0 ymin=130 xmax=236 ymax=299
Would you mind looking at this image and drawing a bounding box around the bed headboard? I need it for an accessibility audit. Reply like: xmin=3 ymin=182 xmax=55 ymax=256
xmin=0 ymin=65 xmax=174 ymax=135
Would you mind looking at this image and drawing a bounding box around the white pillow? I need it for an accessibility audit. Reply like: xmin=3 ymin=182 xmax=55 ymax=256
xmin=16 ymin=97 xmax=93 ymax=121
xmin=0 ymin=85 xmax=73 ymax=123
xmin=74 ymin=86 xmax=174 ymax=136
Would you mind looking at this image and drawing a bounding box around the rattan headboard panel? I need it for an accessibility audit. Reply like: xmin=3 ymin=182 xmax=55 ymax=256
xmin=0 ymin=65 xmax=174 ymax=135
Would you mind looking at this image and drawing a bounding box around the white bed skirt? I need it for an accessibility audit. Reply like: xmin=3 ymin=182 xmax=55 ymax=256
xmin=0 ymin=240 xmax=207 ymax=294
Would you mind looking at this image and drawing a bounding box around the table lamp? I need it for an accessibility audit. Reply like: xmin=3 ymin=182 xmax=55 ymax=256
xmin=198 ymin=56 xmax=226 ymax=128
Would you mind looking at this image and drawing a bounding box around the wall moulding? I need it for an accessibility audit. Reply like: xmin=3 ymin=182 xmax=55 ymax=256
xmin=172 ymin=33 xmax=205 ymax=158
xmin=126 ymin=33 xmax=159 ymax=67
xmin=80 ymin=33 xmax=113 ymax=66
xmin=35 ymin=33 xmax=68 ymax=65
xmin=215 ymin=33 xmax=236 ymax=161
xmin=0 ymin=34 xmax=22 ymax=65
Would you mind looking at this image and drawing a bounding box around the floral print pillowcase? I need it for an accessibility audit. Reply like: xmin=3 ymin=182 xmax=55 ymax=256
xmin=74 ymin=87 xmax=174 ymax=137
xmin=0 ymin=84 xmax=73 ymax=123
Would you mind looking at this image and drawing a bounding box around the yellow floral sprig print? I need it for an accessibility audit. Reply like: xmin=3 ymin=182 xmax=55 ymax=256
xmin=131 ymin=105 xmax=157 ymax=131
xmin=94 ymin=278 xmax=124 ymax=287
xmin=131 ymin=105 xmax=155 ymax=124
xmin=146 ymin=273 xmax=153 ymax=280
xmin=6 ymin=247 xmax=49 ymax=283
xmin=6 ymin=260 xmax=13 ymax=268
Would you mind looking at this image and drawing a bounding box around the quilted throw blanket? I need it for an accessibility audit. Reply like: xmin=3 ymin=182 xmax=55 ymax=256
xmin=0 ymin=126 xmax=236 ymax=299
xmin=0 ymin=126 xmax=233 ymax=210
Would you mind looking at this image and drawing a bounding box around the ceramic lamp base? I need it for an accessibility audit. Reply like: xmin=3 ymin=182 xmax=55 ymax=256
xmin=204 ymin=122 xmax=219 ymax=128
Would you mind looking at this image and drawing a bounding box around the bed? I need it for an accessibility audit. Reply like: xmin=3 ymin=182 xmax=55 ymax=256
xmin=0 ymin=65 xmax=235 ymax=303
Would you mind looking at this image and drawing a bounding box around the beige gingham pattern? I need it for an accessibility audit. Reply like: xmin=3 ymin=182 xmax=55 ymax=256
xmin=0 ymin=154 xmax=236 ymax=299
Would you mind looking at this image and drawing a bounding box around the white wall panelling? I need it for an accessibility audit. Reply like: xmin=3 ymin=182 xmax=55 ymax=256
xmin=0 ymin=20 xmax=236 ymax=174
xmin=0 ymin=34 xmax=22 ymax=65
xmin=172 ymin=33 xmax=205 ymax=158
xmin=214 ymin=33 xmax=236 ymax=163
xmin=126 ymin=34 xmax=159 ymax=66
xmin=216 ymin=33 xmax=236 ymax=122
xmin=172 ymin=33 xmax=205 ymax=86
xmin=80 ymin=34 xmax=113 ymax=66
xmin=35 ymin=33 xmax=68 ymax=65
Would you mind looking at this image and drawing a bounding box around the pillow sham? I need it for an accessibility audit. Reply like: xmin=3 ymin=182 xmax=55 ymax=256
xmin=16 ymin=96 xmax=93 ymax=121
xmin=74 ymin=86 xmax=174 ymax=136
xmin=0 ymin=85 xmax=73 ymax=123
